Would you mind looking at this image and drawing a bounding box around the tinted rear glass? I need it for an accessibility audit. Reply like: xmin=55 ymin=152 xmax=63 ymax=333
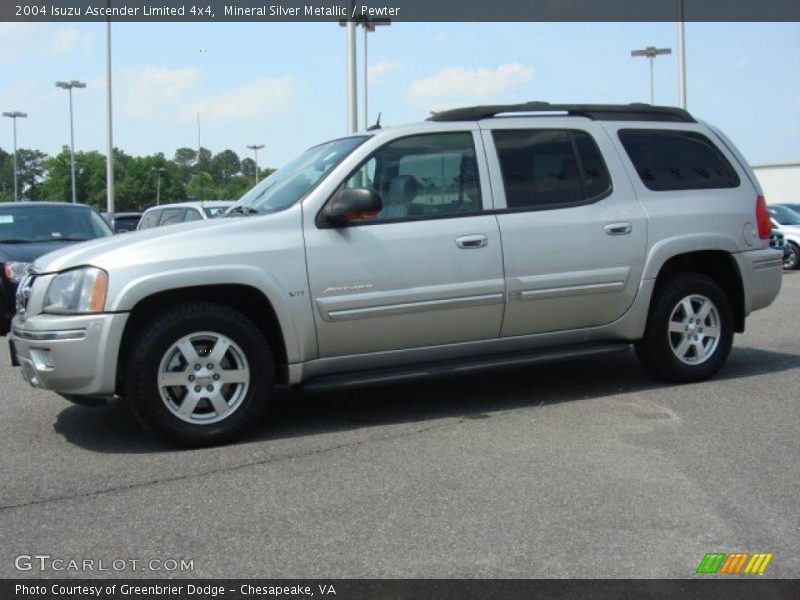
xmin=618 ymin=129 xmax=740 ymax=191
xmin=158 ymin=208 xmax=186 ymax=226
xmin=138 ymin=209 xmax=162 ymax=230
xmin=492 ymin=129 xmax=611 ymax=209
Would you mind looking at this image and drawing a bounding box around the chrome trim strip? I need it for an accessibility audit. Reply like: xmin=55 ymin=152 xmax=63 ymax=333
xmin=752 ymin=258 xmax=783 ymax=270
xmin=325 ymin=293 xmax=505 ymax=322
xmin=11 ymin=327 xmax=87 ymax=341
xmin=515 ymin=281 xmax=626 ymax=301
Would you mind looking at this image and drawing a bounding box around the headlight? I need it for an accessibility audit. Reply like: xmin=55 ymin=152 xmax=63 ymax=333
xmin=3 ymin=261 xmax=31 ymax=283
xmin=43 ymin=267 xmax=108 ymax=314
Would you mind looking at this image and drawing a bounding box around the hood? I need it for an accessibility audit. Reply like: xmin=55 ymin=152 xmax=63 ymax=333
xmin=0 ymin=240 xmax=88 ymax=265
xmin=31 ymin=214 xmax=284 ymax=274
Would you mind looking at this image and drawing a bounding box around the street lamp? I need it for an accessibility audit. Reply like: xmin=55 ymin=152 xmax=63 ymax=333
xmin=362 ymin=19 xmax=390 ymax=130
xmin=55 ymin=80 xmax=87 ymax=204
xmin=677 ymin=0 xmax=687 ymax=109
xmin=340 ymin=16 xmax=390 ymax=132
xmin=105 ymin=3 xmax=115 ymax=220
xmin=630 ymin=46 xmax=672 ymax=105
xmin=246 ymin=144 xmax=265 ymax=185
xmin=2 ymin=111 xmax=28 ymax=202
xmin=153 ymin=166 xmax=166 ymax=205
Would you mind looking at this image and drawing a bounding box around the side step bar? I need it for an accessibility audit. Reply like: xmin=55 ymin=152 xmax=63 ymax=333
xmin=300 ymin=343 xmax=632 ymax=392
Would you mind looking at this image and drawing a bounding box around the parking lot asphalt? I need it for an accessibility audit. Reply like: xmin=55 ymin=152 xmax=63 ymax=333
xmin=0 ymin=273 xmax=798 ymax=579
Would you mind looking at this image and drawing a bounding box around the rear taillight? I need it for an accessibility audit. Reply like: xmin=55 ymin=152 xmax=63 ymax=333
xmin=756 ymin=195 xmax=771 ymax=240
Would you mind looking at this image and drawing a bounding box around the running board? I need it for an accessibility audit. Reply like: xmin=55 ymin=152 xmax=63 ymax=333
xmin=300 ymin=343 xmax=632 ymax=392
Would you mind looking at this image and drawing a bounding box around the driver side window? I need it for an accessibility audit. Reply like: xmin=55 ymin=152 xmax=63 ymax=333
xmin=343 ymin=132 xmax=482 ymax=222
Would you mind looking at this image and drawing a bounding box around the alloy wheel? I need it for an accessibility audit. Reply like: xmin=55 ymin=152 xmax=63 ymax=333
xmin=667 ymin=294 xmax=721 ymax=366
xmin=157 ymin=331 xmax=250 ymax=425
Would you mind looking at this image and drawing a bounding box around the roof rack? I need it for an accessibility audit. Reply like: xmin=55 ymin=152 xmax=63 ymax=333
xmin=427 ymin=102 xmax=695 ymax=123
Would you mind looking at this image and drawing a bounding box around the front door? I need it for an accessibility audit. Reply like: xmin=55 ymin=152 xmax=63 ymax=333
xmin=304 ymin=130 xmax=506 ymax=358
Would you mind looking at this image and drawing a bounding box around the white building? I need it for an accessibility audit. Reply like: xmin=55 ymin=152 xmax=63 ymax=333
xmin=753 ymin=163 xmax=800 ymax=204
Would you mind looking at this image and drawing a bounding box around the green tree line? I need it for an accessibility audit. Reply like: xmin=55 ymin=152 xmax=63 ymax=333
xmin=0 ymin=145 xmax=275 ymax=212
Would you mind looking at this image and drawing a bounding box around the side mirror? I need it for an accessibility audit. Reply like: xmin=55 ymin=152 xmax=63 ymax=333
xmin=325 ymin=187 xmax=382 ymax=226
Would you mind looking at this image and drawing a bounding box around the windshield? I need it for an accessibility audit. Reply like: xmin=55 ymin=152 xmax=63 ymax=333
xmin=203 ymin=205 xmax=233 ymax=218
xmin=235 ymin=136 xmax=368 ymax=214
xmin=0 ymin=205 xmax=113 ymax=243
xmin=768 ymin=205 xmax=800 ymax=226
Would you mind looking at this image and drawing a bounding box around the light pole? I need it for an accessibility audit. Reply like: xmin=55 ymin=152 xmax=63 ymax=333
xmin=105 ymin=7 xmax=115 ymax=219
xmin=346 ymin=11 xmax=358 ymax=134
xmin=153 ymin=166 xmax=166 ymax=205
xmin=2 ymin=111 xmax=27 ymax=202
xmin=677 ymin=0 xmax=687 ymax=109
xmin=362 ymin=19 xmax=390 ymax=130
xmin=630 ymin=46 xmax=672 ymax=105
xmin=55 ymin=80 xmax=87 ymax=204
xmin=246 ymin=144 xmax=265 ymax=185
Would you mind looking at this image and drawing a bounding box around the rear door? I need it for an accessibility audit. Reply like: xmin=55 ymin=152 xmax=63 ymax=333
xmin=482 ymin=119 xmax=647 ymax=336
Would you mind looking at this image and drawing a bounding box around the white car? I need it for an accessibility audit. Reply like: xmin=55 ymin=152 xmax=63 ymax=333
xmin=768 ymin=205 xmax=800 ymax=269
xmin=137 ymin=201 xmax=236 ymax=231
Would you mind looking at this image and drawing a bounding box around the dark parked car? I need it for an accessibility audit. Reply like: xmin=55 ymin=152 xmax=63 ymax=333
xmin=1 ymin=202 xmax=113 ymax=335
xmin=102 ymin=211 xmax=142 ymax=233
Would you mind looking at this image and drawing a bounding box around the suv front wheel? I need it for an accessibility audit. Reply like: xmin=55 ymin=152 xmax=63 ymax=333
xmin=636 ymin=273 xmax=733 ymax=383
xmin=124 ymin=302 xmax=274 ymax=446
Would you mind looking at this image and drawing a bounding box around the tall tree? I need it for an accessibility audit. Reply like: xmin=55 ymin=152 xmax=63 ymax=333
xmin=173 ymin=147 xmax=197 ymax=169
xmin=210 ymin=149 xmax=241 ymax=182
xmin=0 ymin=147 xmax=14 ymax=201
xmin=186 ymin=172 xmax=216 ymax=201
xmin=16 ymin=149 xmax=49 ymax=200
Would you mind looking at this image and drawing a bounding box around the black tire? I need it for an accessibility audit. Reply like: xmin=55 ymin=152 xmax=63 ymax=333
xmin=635 ymin=273 xmax=734 ymax=383
xmin=784 ymin=241 xmax=799 ymax=270
xmin=124 ymin=302 xmax=274 ymax=447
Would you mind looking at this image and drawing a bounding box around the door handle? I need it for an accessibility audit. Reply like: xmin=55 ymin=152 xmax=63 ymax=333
xmin=456 ymin=234 xmax=489 ymax=249
xmin=604 ymin=222 xmax=632 ymax=236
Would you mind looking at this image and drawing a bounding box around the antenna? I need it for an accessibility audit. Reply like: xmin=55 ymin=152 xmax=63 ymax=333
xmin=367 ymin=112 xmax=382 ymax=131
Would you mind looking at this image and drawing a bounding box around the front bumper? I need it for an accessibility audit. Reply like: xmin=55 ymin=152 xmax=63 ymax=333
xmin=10 ymin=311 xmax=128 ymax=397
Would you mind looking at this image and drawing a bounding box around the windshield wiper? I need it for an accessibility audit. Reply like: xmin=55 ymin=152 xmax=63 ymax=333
xmin=0 ymin=239 xmax=35 ymax=244
xmin=51 ymin=237 xmax=93 ymax=242
xmin=226 ymin=205 xmax=261 ymax=217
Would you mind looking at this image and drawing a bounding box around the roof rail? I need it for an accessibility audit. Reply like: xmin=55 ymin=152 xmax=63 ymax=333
xmin=427 ymin=102 xmax=695 ymax=123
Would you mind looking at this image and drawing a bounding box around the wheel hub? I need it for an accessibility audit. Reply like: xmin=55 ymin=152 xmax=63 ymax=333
xmin=157 ymin=332 xmax=250 ymax=425
xmin=668 ymin=294 xmax=721 ymax=366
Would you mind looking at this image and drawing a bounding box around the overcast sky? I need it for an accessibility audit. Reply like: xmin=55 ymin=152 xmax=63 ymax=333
xmin=1 ymin=21 xmax=798 ymax=169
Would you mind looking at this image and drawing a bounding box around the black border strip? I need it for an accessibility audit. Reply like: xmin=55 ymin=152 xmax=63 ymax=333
xmin=3 ymin=0 xmax=800 ymax=23
xmin=3 ymin=579 xmax=799 ymax=600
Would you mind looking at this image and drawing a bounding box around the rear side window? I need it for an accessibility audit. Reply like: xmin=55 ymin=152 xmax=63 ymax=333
xmin=492 ymin=130 xmax=611 ymax=210
xmin=618 ymin=129 xmax=740 ymax=191
xmin=138 ymin=209 xmax=162 ymax=230
xmin=159 ymin=208 xmax=186 ymax=226
xmin=184 ymin=209 xmax=203 ymax=222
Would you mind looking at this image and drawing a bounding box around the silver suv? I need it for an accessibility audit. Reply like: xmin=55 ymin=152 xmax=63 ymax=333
xmin=9 ymin=103 xmax=783 ymax=446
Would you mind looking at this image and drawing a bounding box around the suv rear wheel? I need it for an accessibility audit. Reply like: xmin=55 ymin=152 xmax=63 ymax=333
xmin=636 ymin=273 xmax=733 ymax=383
xmin=124 ymin=302 xmax=273 ymax=446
